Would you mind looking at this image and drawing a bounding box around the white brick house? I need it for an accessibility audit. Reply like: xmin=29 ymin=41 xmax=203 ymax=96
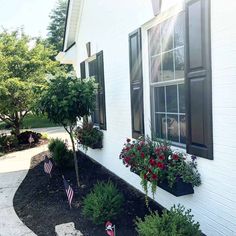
xmin=57 ymin=0 xmax=236 ymax=235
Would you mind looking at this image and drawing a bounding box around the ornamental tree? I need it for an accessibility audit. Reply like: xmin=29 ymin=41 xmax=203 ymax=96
xmin=0 ymin=30 xmax=58 ymax=135
xmin=38 ymin=75 xmax=97 ymax=187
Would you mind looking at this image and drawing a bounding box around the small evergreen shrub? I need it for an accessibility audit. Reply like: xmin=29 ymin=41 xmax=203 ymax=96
xmin=17 ymin=131 xmax=42 ymax=144
xmin=48 ymin=138 xmax=73 ymax=169
xmin=0 ymin=134 xmax=18 ymax=151
xmin=82 ymin=181 xmax=124 ymax=225
xmin=135 ymin=205 xmax=201 ymax=236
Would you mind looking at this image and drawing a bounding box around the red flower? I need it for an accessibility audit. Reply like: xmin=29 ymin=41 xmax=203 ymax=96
xmin=152 ymin=174 xmax=158 ymax=180
xmin=127 ymin=138 xmax=131 ymax=143
xmin=157 ymin=162 xmax=164 ymax=169
xmin=149 ymin=159 xmax=156 ymax=167
xmin=141 ymin=152 xmax=145 ymax=158
xmin=144 ymin=174 xmax=148 ymax=180
xmin=159 ymin=155 xmax=165 ymax=161
xmin=172 ymin=154 xmax=179 ymax=160
xmin=124 ymin=157 xmax=131 ymax=164
xmin=137 ymin=146 xmax=141 ymax=151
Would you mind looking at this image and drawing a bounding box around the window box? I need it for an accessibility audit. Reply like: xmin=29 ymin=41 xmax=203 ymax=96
xmin=90 ymin=140 xmax=103 ymax=149
xmin=158 ymin=179 xmax=194 ymax=197
xmin=131 ymin=169 xmax=194 ymax=197
xmin=120 ymin=137 xmax=201 ymax=199
xmin=76 ymin=122 xmax=103 ymax=150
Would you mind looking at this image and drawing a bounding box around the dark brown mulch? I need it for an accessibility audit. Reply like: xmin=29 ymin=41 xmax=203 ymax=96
xmin=13 ymin=151 xmax=163 ymax=236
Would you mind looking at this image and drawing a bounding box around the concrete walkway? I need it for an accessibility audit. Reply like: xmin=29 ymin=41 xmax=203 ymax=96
xmin=0 ymin=127 xmax=69 ymax=236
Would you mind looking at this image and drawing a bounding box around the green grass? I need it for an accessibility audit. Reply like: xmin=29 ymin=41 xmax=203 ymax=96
xmin=0 ymin=114 xmax=59 ymax=130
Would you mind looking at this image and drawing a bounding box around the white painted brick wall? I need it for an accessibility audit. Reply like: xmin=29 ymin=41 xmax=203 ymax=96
xmin=69 ymin=0 xmax=236 ymax=235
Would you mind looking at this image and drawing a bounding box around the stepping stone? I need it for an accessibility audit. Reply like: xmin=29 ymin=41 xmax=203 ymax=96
xmin=55 ymin=222 xmax=83 ymax=236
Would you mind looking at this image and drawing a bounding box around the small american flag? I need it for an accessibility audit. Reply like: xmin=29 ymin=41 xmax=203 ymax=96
xmin=105 ymin=221 xmax=116 ymax=236
xmin=44 ymin=155 xmax=53 ymax=177
xmin=62 ymin=175 xmax=74 ymax=208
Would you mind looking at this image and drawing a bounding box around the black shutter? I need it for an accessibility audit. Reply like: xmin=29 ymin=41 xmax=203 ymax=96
xmin=96 ymin=51 xmax=107 ymax=130
xmin=80 ymin=61 xmax=86 ymax=79
xmin=129 ymin=28 xmax=144 ymax=139
xmin=185 ymin=0 xmax=213 ymax=159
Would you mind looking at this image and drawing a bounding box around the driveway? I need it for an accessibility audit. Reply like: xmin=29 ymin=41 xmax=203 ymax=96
xmin=0 ymin=127 xmax=69 ymax=236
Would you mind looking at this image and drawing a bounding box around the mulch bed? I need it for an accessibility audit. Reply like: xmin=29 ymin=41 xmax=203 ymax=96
xmin=13 ymin=151 xmax=163 ymax=236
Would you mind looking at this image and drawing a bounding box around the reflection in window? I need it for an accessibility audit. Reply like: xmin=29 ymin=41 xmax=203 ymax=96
xmin=149 ymin=12 xmax=185 ymax=145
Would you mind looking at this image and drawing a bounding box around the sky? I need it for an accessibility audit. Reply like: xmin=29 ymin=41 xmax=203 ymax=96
xmin=0 ymin=0 xmax=58 ymax=38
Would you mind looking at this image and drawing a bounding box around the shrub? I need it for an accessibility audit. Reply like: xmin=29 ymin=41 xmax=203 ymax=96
xmin=0 ymin=133 xmax=18 ymax=152
xmin=17 ymin=131 xmax=42 ymax=144
xmin=82 ymin=181 xmax=124 ymax=225
xmin=76 ymin=122 xmax=103 ymax=149
xmin=48 ymin=138 xmax=73 ymax=169
xmin=135 ymin=205 xmax=201 ymax=236
xmin=40 ymin=133 xmax=49 ymax=140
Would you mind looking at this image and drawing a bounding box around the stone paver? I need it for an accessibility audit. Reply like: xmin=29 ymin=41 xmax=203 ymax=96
xmin=55 ymin=222 xmax=83 ymax=236
xmin=0 ymin=127 xmax=69 ymax=236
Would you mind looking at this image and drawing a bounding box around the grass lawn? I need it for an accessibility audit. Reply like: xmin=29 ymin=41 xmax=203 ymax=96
xmin=0 ymin=114 xmax=59 ymax=130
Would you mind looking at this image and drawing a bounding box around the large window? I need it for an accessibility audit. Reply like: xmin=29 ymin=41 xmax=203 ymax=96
xmin=149 ymin=12 xmax=186 ymax=145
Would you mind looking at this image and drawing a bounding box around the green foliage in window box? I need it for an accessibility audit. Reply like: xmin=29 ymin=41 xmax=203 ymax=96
xmin=76 ymin=122 xmax=103 ymax=150
xmin=82 ymin=181 xmax=124 ymax=225
xmin=135 ymin=204 xmax=201 ymax=236
xmin=120 ymin=136 xmax=201 ymax=202
xmin=48 ymin=138 xmax=73 ymax=169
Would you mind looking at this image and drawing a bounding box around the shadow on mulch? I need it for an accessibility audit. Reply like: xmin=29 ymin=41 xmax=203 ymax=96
xmin=13 ymin=151 xmax=163 ymax=236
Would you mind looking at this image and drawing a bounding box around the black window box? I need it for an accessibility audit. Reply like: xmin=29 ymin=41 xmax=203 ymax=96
xmin=158 ymin=179 xmax=194 ymax=197
xmin=131 ymin=169 xmax=194 ymax=197
xmin=88 ymin=140 xmax=103 ymax=149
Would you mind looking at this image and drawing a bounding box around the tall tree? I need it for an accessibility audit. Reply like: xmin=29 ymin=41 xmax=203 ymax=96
xmin=47 ymin=0 xmax=68 ymax=52
xmin=0 ymin=30 xmax=59 ymax=135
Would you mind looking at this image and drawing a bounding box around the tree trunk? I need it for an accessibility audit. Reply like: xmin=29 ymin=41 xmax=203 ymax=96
xmin=69 ymin=129 xmax=80 ymax=187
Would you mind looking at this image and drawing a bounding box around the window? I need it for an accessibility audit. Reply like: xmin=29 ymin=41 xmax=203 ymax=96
xmin=149 ymin=12 xmax=185 ymax=145
xmin=81 ymin=51 xmax=106 ymax=130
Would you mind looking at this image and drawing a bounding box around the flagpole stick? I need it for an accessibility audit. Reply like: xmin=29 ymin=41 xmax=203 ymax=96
xmin=114 ymin=225 xmax=116 ymax=236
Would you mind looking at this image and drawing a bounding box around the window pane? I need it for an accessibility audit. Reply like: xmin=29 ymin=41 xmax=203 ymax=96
xmin=174 ymin=12 xmax=184 ymax=47
xmin=132 ymin=89 xmax=141 ymax=132
xmin=174 ymin=48 xmax=184 ymax=79
xmin=166 ymin=85 xmax=177 ymax=113
xmin=162 ymin=52 xmax=174 ymax=81
xmin=154 ymin=87 xmax=165 ymax=112
xmin=89 ymin=60 xmax=96 ymax=77
xmin=167 ymin=114 xmax=179 ymax=142
xmin=161 ymin=19 xmax=174 ymax=52
xmin=151 ymin=56 xmax=162 ymax=82
xmin=180 ymin=115 xmax=186 ymax=143
xmin=149 ymin=25 xmax=161 ymax=56
xmin=179 ymin=84 xmax=185 ymax=113
xmin=155 ymin=114 xmax=166 ymax=139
